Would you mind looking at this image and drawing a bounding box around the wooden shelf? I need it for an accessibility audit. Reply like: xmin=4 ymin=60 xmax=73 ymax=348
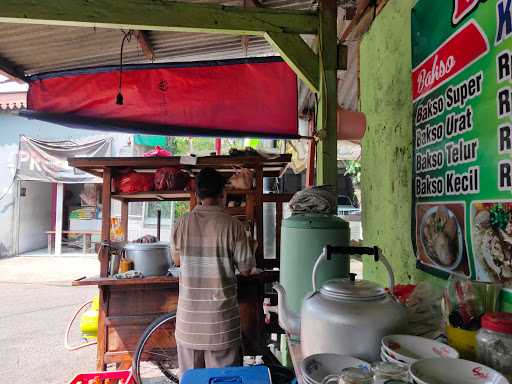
xmin=111 ymin=190 xmax=191 ymax=202
xmin=68 ymin=154 xmax=291 ymax=178
xmin=72 ymin=275 xmax=180 ymax=287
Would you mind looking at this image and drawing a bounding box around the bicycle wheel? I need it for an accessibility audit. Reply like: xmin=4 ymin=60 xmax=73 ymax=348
xmin=133 ymin=312 xmax=179 ymax=384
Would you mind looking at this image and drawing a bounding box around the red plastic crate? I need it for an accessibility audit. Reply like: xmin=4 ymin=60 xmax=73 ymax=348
xmin=68 ymin=369 xmax=134 ymax=384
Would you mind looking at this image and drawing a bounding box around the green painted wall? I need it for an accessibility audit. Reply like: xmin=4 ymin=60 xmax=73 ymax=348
xmin=359 ymin=0 xmax=443 ymax=289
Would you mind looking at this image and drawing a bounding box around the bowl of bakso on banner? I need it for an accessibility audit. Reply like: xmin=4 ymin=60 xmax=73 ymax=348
xmin=420 ymin=205 xmax=463 ymax=270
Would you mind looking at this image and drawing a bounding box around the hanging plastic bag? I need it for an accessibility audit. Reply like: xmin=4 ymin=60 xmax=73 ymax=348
xmin=227 ymin=168 xmax=253 ymax=190
xmin=154 ymin=167 xmax=191 ymax=191
xmin=116 ymin=171 xmax=154 ymax=193
xmin=143 ymin=145 xmax=172 ymax=157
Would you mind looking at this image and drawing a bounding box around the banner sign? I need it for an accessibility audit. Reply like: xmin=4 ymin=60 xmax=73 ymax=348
xmin=26 ymin=58 xmax=298 ymax=138
xmin=17 ymin=135 xmax=112 ymax=183
xmin=412 ymin=0 xmax=512 ymax=282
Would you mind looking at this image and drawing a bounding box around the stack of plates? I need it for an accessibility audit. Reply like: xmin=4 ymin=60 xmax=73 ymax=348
xmin=381 ymin=335 xmax=459 ymax=367
xmin=409 ymin=358 xmax=509 ymax=384
xmin=300 ymin=353 xmax=370 ymax=384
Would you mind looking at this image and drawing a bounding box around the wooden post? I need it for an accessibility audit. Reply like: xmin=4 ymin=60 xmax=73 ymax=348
xmin=55 ymin=183 xmax=64 ymax=255
xmin=100 ymin=168 xmax=112 ymax=277
xmin=316 ymin=0 xmax=338 ymax=187
xmin=120 ymin=200 xmax=129 ymax=241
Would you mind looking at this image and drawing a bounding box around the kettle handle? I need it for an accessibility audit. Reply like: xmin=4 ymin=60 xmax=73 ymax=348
xmin=311 ymin=245 xmax=395 ymax=293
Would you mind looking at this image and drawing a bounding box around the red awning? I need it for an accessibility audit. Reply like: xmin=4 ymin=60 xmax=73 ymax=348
xmin=25 ymin=57 xmax=298 ymax=138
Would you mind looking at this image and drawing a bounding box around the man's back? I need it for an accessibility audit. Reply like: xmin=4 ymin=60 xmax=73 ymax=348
xmin=173 ymin=205 xmax=255 ymax=351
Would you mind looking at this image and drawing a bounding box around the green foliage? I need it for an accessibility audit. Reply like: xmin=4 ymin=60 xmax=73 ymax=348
xmin=174 ymin=201 xmax=190 ymax=218
xmin=344 ymin=160 xmax=361 ymax=185
xmin=167 ymin=137 xmax=215 ymax=156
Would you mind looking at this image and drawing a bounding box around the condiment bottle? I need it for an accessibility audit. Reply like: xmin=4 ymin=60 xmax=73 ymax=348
xmin=119 ymin=256 xmax=133 ymax=273
xmin=476 ymin=312 xmax=512 ymax=380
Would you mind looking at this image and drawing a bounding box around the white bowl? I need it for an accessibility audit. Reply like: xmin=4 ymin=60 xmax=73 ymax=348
xmin=301 ymin=354 xmax=370 ymax=384
xmin=410 ymin=358 xmax=509 ymax=384
xmin=381 ymin=349 xmax=409 ymax=367
xmin=382 ymin=334 xmax=459 ymax=363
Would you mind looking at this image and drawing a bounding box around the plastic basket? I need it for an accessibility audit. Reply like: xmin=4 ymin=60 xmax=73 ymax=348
xmin=68 ymin=369 xmax=134 ymax=384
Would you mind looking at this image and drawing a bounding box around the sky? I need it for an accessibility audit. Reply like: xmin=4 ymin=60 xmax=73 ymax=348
xmin=0 ymin=74 xmax=28 ymax=93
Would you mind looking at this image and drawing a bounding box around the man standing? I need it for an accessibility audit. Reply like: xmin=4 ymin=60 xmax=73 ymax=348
xmin=171 ymin=167 xmax=256 ymax=376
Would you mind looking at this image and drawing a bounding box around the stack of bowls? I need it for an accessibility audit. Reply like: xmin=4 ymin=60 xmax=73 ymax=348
xmin=300 ymin=353 xmax=370 ymax=384
xmin=409 ymin=358 xmax=509 ymax=384
xmin=381 ymin=334 xmax=459 ymax=367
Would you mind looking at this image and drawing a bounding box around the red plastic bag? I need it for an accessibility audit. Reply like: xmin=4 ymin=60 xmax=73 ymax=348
xmin=227 ymin=168 xmax=253 ymax=190
xmin=154 ymin=167 xmax=190 ymax=191
xmin=393 ymin=284 xmax=416 ymax=304
xmin=116 ymin=172 xmax=154 ymax=193
xmin=143 ymin=145 xmax=172 ymax=157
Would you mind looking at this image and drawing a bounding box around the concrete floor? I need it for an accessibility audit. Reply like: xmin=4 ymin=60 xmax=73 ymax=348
xmin=22 ymin=246 xmax=95 ymax=257
xmin=0 ymin=256 xmax=99 ymax=383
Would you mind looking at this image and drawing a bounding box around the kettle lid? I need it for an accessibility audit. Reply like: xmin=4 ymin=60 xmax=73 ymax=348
xmin=320 ymin=273 xmax=386 ymax=300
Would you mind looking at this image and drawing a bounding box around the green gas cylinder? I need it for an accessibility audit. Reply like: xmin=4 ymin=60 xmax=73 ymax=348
xmin=280 ymin=214 xmax=350 ymax=313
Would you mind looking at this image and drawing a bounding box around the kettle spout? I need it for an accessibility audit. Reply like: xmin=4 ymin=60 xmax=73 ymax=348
xmin=272 ymin=283 xmax=301 ymax=337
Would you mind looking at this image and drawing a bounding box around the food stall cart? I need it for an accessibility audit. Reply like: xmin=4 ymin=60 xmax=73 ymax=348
xmin=69 ymin=154 xmax=292 ymax=370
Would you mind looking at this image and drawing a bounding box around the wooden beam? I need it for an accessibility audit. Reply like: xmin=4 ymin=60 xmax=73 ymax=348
xmin=0 ymin=55 xmax=25 ymax=81
xmin=316 ymin=0 xmax=338 ymax=187
xmin=134 ymin=30 xmax=155 ymax=61
xmin=0 ymin=0 xmax=318 ymax=36
xmin=265 ymin=32 xmax=319 ymax=93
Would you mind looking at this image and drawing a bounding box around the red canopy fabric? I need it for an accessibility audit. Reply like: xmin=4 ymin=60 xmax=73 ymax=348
xmin=26 ymin=58 xmax=298 ymax=138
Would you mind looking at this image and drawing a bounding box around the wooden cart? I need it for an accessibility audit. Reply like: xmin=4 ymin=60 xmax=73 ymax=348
xmin=69 ymin=155 xmax=292 ymax=370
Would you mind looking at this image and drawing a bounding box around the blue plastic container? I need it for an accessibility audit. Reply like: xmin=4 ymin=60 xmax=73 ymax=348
xmin=181 ymin=366 xmax=272 ymax=384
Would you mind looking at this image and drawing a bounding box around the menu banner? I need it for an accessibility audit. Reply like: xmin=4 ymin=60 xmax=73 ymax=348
xmin=412 ymin=0 xmax=512 ymax=283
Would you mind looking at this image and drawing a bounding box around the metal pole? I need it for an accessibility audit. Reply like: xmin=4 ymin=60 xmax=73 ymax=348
xmin=156 ymin=209 xmax=161 ymax=241
xmin=170 ymin=201 xmax=176 ymax=246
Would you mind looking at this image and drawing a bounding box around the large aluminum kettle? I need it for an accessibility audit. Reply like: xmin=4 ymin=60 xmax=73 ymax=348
xmin=272 ymin=245 xmax=407 ymax=362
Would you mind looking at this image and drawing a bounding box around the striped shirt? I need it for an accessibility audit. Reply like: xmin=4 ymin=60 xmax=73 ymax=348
xmin=172 ymin=205 xmax=256 ymax=350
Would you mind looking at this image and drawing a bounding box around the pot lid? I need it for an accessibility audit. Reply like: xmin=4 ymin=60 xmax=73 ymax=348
xmin=124 ymin=241 xmax=170 ymax=250
xmin=320 ymin=275 xmax=386 ymax=300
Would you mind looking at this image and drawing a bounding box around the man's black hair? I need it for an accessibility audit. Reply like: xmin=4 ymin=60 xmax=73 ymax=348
xmin=196 ymin=167 xmax=225 ymax=199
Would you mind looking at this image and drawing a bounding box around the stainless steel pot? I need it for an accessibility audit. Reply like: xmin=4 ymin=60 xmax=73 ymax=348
xmin=124 ymin=242 xmax=171 ymax=276
xmin=273 ymin=245 xmax=408 ymax=362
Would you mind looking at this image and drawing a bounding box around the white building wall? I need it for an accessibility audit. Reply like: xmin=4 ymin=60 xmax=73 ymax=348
xmin=17 ymin=181 xmax=52 ymax=254
xmin=0 ymin=112 xmax=132 ymax=257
